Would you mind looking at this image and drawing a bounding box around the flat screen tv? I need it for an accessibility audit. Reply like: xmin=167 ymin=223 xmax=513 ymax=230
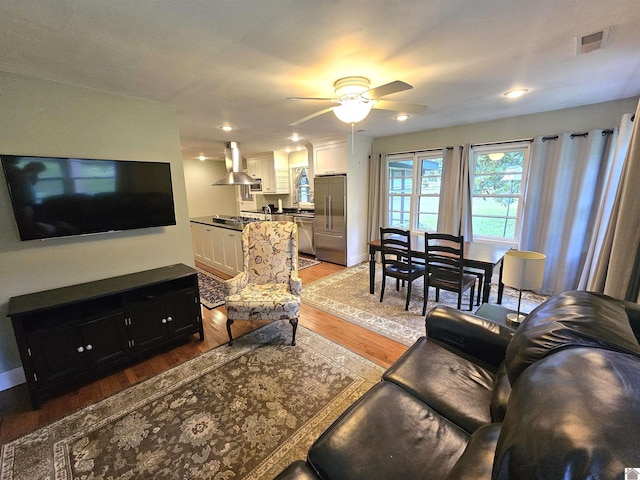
xmin=1 ymin=155 xmax=177 ymax=241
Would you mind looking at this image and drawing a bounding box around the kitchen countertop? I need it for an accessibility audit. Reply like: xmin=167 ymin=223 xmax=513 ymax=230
xmin=191 ymin=209 xmax=315 ymax=232
xmin=241 ymin=208 xmax=315 ymax=216
xmin=190 ymin=216 xmax=248 ymax=231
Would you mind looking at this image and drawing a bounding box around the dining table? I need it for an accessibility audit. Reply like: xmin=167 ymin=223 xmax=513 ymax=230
xmin=368 ymin=236 xmax=512 ymax=305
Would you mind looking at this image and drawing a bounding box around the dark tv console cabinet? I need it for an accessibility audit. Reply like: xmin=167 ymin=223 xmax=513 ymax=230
xmin=7 ymin=264 xmax=204 ymax=409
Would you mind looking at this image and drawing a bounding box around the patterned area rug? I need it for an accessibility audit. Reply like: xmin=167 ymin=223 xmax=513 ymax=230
xmin=302 ymin=263 xmax=549 ymax=347
xmin=197 ymin=268 xmax=227 ymax=309
xmin=0 ymin=323 xmax=382 ymax=480
xmin=198 ymin=257 xmax=321 ymax=310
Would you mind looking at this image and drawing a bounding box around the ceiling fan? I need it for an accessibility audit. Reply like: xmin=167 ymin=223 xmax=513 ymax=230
xmin=288 ymin=76 xmax=427 ymax=126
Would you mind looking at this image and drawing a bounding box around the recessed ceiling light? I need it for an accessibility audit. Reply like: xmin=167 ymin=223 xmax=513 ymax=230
xmin=198 ymin=154 xmax=206 ymax=161
xmin=296 ymin=146 xmax=303 ymax=151
xmin=290 ymin=134 xmax=302 ymax=142
xmin=504 ymin=89 xmax=529 ymax=98
xmin=220 ymin=125 xmax=233 ymax=131
xmin=394 ymin=114 xmax=410 ymax=122
xmin=285 ymin=147 xmax=291 ymax=153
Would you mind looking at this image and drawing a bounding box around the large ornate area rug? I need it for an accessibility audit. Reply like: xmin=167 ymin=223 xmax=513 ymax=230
xmin=198 ymin=257 xmax=321 ymax=309
xmin=1 ymin=323 xmax=382 ymax=480
xmin=302 ymin=263 xmax=548 ymax=346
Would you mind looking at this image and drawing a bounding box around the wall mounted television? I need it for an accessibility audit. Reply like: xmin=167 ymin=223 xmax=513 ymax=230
xmin=1 ymin=155 xmax=177 ymax=241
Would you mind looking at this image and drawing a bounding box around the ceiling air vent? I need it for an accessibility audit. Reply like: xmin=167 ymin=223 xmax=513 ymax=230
xmin=576 ymin=28 xmax=609 ymax=55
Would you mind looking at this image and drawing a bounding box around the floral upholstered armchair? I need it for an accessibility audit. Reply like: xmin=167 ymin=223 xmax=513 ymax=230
xmin=223 ymin=221 xmax=302 ymax=346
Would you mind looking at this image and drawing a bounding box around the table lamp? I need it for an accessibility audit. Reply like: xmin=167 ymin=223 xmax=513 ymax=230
xmin=503 ymin=250 xmax=546 ymax=323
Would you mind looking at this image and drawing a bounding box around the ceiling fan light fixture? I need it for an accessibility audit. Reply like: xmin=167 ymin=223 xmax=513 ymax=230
xmin=333 ymin=98 xmax=373 ymax=124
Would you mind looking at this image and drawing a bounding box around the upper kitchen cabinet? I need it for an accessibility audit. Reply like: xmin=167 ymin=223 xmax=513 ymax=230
xmin=311 ymin=134 xmax=373 ymax=267
xmin=312 ymin=135 xmax=373 ymax=177
xmin=246 ymin=151 xmax=289 ymax=194
xmin=313 ymin=139 xmax=347 ymax=175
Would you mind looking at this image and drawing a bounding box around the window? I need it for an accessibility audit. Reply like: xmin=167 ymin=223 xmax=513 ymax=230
xmin=386 ymin=152 xmax=443 ymax=232
xmin=471 ymin=143 xmax=530 ymax=241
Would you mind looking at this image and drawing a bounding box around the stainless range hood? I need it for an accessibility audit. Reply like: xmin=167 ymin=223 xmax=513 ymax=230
xmin=213 ymin=141 xmax=259 ymax=185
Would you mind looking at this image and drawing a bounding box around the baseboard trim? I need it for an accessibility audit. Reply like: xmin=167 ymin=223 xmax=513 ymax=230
xmin=0 ymin=367 xmax=26 ymax=391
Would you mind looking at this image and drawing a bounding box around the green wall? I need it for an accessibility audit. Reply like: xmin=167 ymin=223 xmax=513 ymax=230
xmin=0 ymin=71 xmax=194 ymax=388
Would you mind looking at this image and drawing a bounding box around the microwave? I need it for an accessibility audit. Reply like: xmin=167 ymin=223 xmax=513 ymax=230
xmin=249 ymin=178 xmax=263 ymax=192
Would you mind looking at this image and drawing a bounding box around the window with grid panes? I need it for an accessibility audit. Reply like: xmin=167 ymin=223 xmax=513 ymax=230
xmin=471 ymin=143 xmax=530 ymax=241
xmin=386 ymin=152 xmax=443 ymax=232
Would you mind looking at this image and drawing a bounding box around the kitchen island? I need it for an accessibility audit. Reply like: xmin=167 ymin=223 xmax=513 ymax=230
xmin=190 ymin=216 xmax=250 ymax=276
xmin=191 ymin=212 xmax=316 ymax=275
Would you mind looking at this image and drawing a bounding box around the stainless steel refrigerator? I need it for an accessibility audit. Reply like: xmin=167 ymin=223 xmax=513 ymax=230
xmin=314 ymin=174 xmax=347 ymax=265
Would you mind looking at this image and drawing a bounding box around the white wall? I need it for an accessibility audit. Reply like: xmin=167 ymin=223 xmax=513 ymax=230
xmin=372 ymin=97 xmax=639 ymax=155
xmin=0 ymin=71 xmax=194 ymax=387
xmin=182 ymin=158 xmax=238 ymax=217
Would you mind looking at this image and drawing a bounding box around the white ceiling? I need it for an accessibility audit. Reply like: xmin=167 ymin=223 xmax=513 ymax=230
xmin=1 ymin=0 xmax=639 ymax=160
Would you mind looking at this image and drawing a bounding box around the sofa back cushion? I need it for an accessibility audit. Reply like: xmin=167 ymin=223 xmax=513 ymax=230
xmin=505 ymin=290 xmax=640 ymax=384
xmin=493 ymin=347 xmax=640 ymax=479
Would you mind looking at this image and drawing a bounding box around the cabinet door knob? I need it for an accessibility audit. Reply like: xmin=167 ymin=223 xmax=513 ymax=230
xmin=86 ymin=344 xmax=93 ymax=351
xmin=167 ymin=316 xmax=173 ymax=322
xmin=162 ymin=318 xmax=167 ymax=324
xmin=77 ymin=346 xmax=84 ymax=353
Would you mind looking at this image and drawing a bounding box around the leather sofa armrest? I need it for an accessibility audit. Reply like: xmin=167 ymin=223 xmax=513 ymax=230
xmin=426 ymin=305 xmax=513 ymax=368
xmin=274 ymin=460 xmax=321 ymax=480
xmin=623 ymin=300 xmax=640 ymax=341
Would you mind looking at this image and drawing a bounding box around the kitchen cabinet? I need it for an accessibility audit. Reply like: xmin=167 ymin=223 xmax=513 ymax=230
xmin=191 ymin=223 xmax=205 ymax=261
xmin=314 ymin=140 xmax=348 ymax=175
xmin=222 ymin=229 xmax=243 ymax=274
xmin=246 ymin=151 xmax=290 ymax=194
xmin=7 ymin=264 xmax=203 ymax=409
xmin=190 ymin=221 xmax=243 ymax=276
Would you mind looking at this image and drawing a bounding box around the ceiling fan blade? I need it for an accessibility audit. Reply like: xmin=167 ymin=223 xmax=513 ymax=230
xmin=365 ymin=80 xmax=412 ymax=99
xmin=289 ymin=106 xmax=335 ymax=126
xmin=373 ymin=100 xmax=427 ymax=114
xmin=287 ymin=96 xmax=337 ymax=102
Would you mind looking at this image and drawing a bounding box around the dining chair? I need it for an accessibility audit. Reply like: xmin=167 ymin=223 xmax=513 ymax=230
xmin=423 ymin=232 xmax=476 ymax=314
xmin=379 ymin=227 xmax=426 ymax=311
xmin=224 ymin=221 xmax=301 ymax=346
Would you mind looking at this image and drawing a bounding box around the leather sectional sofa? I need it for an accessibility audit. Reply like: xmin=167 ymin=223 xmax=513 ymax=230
xmin=275 ymin=290 xmax=640 ymax=479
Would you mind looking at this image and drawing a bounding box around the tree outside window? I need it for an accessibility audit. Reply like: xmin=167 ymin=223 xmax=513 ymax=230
xmin=471 ymin=143 xmax=530 ymax=242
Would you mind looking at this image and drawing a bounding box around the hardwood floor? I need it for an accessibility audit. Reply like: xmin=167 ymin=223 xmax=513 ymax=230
xmin=0 ymin=259 xmax=408 ymax=444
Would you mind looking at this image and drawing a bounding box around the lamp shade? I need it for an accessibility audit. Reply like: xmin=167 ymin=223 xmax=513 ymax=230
xmin=503 ymin=250 xmax=546 ymax=290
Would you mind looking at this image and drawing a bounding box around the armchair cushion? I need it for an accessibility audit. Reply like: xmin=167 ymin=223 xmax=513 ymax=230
xmin=225 ymin=283 xmax=300 ymax=320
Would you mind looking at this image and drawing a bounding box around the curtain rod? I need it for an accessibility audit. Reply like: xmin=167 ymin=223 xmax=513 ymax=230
xmin=543 ymin=130 xmax=613 ymax=142
xmin=389 ymin=146 xmax=452 ymax=155
xmin=470 ymin=138 xmax=533 ymax=148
